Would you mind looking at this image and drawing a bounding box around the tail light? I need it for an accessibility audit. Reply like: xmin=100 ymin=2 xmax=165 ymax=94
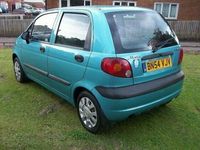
xmin=101 ymin=58 xmax=132 ymax=78
xmin=178 ymin=48 xmax=184 ymax=64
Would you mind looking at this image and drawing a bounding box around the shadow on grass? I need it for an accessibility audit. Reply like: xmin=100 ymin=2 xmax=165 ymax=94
xmin=101 ymin=105 xmax=175 ymax=134
xmin=20 ymin=79 xmax=181 ymax=137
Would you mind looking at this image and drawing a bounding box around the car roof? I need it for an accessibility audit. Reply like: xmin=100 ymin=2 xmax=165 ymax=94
xmin=47 ymin=6 xmax=154 ymax=13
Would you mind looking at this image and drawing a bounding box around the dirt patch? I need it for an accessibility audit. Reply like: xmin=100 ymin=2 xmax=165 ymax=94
xmin=0 ymin=74 xmax=5 ymax=81
xmin=196 ymin=106 xmax=200 ymax=113
xmin=38 ymin=103 xmax=62 ymax=116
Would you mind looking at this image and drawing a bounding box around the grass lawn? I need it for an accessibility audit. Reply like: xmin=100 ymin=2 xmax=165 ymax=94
xmin=0 ymin=49 xmax=200 ymax=149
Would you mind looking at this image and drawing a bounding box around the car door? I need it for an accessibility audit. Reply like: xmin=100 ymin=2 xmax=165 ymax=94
xmin=47 ymin=12 xmax=91 ymax=101
xmin=21 ymin=12 xmax=58 ymax=84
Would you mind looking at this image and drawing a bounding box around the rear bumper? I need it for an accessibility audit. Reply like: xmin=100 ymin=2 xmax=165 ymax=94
xmin=93 ymin=71 xmax=184 ymax=121
xmin=96 ymin=71 xmax=184 ymax=99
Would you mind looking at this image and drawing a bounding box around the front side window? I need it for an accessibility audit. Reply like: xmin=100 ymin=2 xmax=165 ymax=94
xmin=31 ymin=13 xmax=57 ymax=42
xmin=154 ymin=3 xmax=179 ymax=19
xmin=56 ymin=13 xmax=91 ymax=50
xmin=106 ymin=11 xmax=178 ymax=53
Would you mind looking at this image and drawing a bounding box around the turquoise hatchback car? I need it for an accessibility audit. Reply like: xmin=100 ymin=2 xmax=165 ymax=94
xmin=12 ymin=6 xmax=184 ymax=133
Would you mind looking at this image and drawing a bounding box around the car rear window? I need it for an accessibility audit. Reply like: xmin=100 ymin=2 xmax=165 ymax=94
xmin=106 ymin=11 xmax=178 ymax=53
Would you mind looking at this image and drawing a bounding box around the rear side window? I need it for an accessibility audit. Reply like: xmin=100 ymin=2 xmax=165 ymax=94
xmin=55 ymin=13 xmax=91 ymax=50
xmin=106 ymin=11 xmax=178 ymax=53
xmin=31 ymin=13 xmax=57 ymax=42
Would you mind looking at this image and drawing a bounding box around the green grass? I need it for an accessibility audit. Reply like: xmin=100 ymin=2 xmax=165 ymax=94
xmin=0 ymin=49 xmax=200 ymax=149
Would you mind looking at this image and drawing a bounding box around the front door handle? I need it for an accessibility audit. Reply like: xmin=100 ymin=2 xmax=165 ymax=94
xmin=40 ymin=47 xmax=45 ymax=53
xmin=75 ymin=55 xmax=84 ymax=63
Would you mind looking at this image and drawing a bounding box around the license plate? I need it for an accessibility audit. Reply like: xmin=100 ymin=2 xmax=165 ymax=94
xmin=144 ymin=57 xmax=172 ymax=72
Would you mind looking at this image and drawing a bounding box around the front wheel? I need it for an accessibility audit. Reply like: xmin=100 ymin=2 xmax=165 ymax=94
xmin=13 ymin=57 xmax=28 ymax=83
xmin=77 ymin=91 xmax=108 ymax=133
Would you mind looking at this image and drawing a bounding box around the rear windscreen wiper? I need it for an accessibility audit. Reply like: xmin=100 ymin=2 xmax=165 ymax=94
xmin=151 ymin=37 xmax=175 ymax=53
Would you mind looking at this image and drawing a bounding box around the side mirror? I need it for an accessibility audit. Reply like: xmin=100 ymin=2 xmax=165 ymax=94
xmin=22 ymin=31 xmax=30 ymax=44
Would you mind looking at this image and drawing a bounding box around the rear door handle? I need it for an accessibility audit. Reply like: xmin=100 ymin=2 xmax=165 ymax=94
xmin=75 ymin=55 xmax=84 ymax=63
xmin=40 ymin=47 xmax=45 ymax=53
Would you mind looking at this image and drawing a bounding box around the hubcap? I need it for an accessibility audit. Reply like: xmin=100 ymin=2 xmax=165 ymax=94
xmin=14 ymin=61 xmax=21 ymax=81
xmin=79 ymin=97 xmax=97 ymax=128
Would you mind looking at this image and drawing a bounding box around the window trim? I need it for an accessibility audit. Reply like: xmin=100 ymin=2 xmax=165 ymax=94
xmin=113 ymin=1 xmax=137 ymax=6
xmin=154 ymin=2 xmax=179 ymax=20
xmin=84 ymin=0 xmax=92 ymax=6
xmin=54 ymin=12 xmax=92 ymax=51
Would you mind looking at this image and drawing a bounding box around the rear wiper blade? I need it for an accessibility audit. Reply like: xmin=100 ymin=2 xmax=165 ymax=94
xmin=152 ymin=38 xmax=175 ymax=53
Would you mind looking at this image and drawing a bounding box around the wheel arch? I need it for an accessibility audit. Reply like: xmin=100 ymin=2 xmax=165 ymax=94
xmin=12 ymin=53 xmax=18 ymax=62
xmin=73 ymin=86 xmax=93 ymax=107
xmin=72 ymin=80 xmax=97 ymax=107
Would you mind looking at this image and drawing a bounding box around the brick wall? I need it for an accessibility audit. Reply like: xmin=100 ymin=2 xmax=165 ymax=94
xmin=46 ymin=0 xmax=59 ymax=9
xmin=92 ymin=0 xmax=112 ymax=5
xmin=137 ymin=0 xmax=200 ymax=20
xmin=176 ymin=0 xmax=200 ymax=20
xmin=46 ymin=0 xmax=200 ymax=20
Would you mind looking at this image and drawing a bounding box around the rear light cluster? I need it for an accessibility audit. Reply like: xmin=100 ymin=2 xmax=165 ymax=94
xmin=101 ymin=58 xmax=132 ymax=78
xmin=178 ymin=48 xmax=184 ymax=64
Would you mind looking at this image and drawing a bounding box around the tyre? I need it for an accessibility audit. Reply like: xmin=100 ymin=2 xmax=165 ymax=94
xmin=13 ymin=57 xmax=28 ymax=83
xmin=77 ymin=91 xmax=108 ymax=133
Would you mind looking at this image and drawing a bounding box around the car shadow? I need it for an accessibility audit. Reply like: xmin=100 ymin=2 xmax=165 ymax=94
xmin=19 ymin=79 xmax=180 ymax=136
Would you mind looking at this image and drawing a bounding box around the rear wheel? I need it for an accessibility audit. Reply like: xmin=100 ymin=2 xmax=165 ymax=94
xmin=77 ymin=91 xmax=108 ymax=133
xmin=13 ymin=57 xmax=28 ymax=83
